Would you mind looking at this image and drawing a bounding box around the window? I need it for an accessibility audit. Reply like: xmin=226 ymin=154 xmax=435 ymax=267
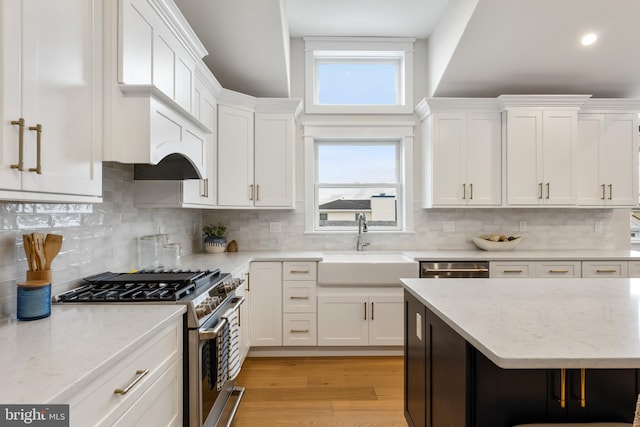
xmin=304 ymin=37 xmax=414 ymax=114
xmin=303 ymin=124 xmax=414 ymax=233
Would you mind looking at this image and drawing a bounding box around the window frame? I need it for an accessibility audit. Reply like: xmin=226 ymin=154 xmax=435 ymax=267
xmin=304 ymin=37 xmax=415 ymax=114
xmin=304 ymin=123 xmax=415 ymax=234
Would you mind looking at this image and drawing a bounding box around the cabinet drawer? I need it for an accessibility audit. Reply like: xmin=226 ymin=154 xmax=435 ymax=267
xmin=490 ymin=262 xmax=532 ymax=278
xmin=582 ymin=261 xmax=628 ymax=278
xmin=283 ymin=314 xmax=317 ymax=346
xmin=283 ymin=281 xmax=317 ymax=313
xmin=283 ymin=261 xmax=317 ymax=281
xmin=70 ymin=321 xmax=182 ymax=426
xmin=533 ymin=261 xmax=581 ymax=278
xmin=629 ymin=261 xmax=640 ymax=278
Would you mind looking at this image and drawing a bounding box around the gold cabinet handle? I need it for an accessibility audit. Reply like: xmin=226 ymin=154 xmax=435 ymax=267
xmin=245 ymin=272 xmax=250 ymax=292
xmin=364 ymin=302 xmax=367 ymax=320
xmin=503 ymin=269 xmax=524 ymax=273
xmin=28 ymin=124 xmax=42 ymax=174
xmin=579 ymin=368 xmax=586 ymax=408
xmin=546 ymin=182 xmax=550 ymax=199
xmin=462 ymin=183 xmax=466 ymax=200
xmin=249 ymin=184 xmax=254 ymax=201
xmin=290 ymin=296 xmax=309 ymax=300
xmin=290 ymin=329 xmax=309 ymax=333
xmin=10 ymin=118 xmax=25 ymax=171
xmin=608 ymin=184 xmax=612 ymax=200
xmin=549 ymin=269 xmax=569 ymax=274
xmin=560 ymin=368 xmax=566 ymax=408
xmin=289 ymin=269 xmax=310 ymax=274
xmin=371 ymin=302 xmax=375 ymax=320
xmin=601 ymin=184 xmax=606 ymax=200
xmin=469 ymin=183 xmax=473 ymax=200
xmin=539 ymin=182 xmax=543 ymax=199
xmin=596 ymin=269 xmax=618 ymax=273
xmin=114 ymin=369 xmax=149 ymax=395
xmin=256 ymin=184 xmax=260 ymax=201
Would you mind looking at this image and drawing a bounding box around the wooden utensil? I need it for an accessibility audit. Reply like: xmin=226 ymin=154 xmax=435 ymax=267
xmin=44 ymin=234 xmax=63 ymax=270
xmin=32 ymin=233 xmax=46 ymax=271
xmin=23 ymin=234 xmax=33 ymax=271
xmin=27 ymin=234 xmax=38 ymax=271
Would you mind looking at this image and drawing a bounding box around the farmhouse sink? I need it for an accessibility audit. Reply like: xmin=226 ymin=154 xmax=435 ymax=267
xmin=318 ymin=251 xmax=419 ymax=285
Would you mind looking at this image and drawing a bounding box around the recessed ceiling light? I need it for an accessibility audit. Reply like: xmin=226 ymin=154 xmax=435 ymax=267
xmin=581 ymin=33 xmax=598 ymax=46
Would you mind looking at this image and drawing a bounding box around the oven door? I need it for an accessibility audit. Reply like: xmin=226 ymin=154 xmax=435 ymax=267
xmin=188 ymin=296 xmax=245 ymax=427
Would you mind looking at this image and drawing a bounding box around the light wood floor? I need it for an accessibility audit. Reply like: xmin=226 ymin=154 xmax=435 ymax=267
xmin=230 ymin=356 xmax=407 ymax=427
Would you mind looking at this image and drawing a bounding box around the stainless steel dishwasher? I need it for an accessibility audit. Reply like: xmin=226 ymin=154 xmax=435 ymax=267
xmin=420 ymin=261 xmax=490 ymax=278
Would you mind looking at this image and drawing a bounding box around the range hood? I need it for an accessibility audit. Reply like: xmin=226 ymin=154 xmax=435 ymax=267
xmin=133 ymin=153 xmax=201 ymax=180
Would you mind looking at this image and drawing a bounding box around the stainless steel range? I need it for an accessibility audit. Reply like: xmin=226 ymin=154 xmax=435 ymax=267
xmin=55 ymin=269 xmax=246 ymax=427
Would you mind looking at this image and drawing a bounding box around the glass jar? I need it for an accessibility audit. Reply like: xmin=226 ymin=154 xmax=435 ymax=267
xmin=162 ymin=243 xmax=182 ymax=270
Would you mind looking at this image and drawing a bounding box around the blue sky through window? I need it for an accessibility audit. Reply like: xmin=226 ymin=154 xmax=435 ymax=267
xmin=317 ymin=62 xmax=397 ymax=105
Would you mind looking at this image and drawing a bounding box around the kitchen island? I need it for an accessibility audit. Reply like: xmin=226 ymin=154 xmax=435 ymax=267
xmin=402 ymin=278 xmax=640 ymax=427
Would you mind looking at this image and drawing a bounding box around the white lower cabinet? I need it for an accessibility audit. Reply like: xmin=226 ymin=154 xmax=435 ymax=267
xmin=282 ymin=261 xmax=317 ymax=346
xmin=317 ymin=287 xmax=403 ymax=346
xmin=629 ymin=262 xmax=640 ymax=278
xmin=68 ymin=317 xmax=183 ymax=426
xmin=491 ymin=261 xmax=581 ymax=278
xmin=581 ymin=261 xmax=628 ymax=278
xmin=249 ymin=262 xmax=282 ymax=346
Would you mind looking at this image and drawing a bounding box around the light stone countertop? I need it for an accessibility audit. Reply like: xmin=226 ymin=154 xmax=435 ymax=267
xmin=0 ymin=304 xmax=185 ymax=404
xmin=179 ymin=249 xmax=640 ymax=276
xmin=402 ymin=277 xmax=640 ymax=369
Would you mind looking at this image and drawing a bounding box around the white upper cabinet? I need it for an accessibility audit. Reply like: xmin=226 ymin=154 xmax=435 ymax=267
xmin=103 ymin=0 xmax=214 ymax=178
xmin=418 ymin=98 xmax=501 ymax=207
xmin=217 ymin=92 xmax=302 ymax=209
xmin=500 ymin=95 xmax=590 ymax=206
xmin=0 ymin=0 xmax=102 ymax=202
xmin=577 ymin=100 xmax=640 ymax=207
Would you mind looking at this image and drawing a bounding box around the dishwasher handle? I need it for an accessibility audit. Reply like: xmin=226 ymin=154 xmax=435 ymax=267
xmin=420 ymin=262 xmax=490 ymax=278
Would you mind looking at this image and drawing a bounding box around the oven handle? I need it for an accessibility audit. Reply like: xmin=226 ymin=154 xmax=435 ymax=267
xmin=198 ymin=296 xmax=245 ymax=342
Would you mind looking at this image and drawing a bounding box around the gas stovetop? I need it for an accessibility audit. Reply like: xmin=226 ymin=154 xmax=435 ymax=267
xmin=55 ymin=269 xmax=223 ymax=302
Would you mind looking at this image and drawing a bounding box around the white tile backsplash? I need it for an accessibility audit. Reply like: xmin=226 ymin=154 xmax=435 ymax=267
xmin=0 ymin=161 xmax=631 ymax=317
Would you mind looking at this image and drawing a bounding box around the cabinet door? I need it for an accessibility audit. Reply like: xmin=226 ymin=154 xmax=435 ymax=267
xmin=533 ymin=261 xmax=581 ymax=278
xmin=601 ymin=114 xmax=638 ymax=206
xmin=254 ymin=113 xmax=295 ymax=207
xmin=368 ymin=295 xmax=403 ymax=346
xmin=111 ymin=358 xmax=183 ymax=427
xmin=236 ymin=277 xmax=251 ymax=364
xmin=466 ymin=112 xmax=501 ymax=205
xmin=218 ymin=105 xmax=254 ymax=206
xmin=404 ymin=292 xmax=427 ymax=427
xmin=564 ymin=369 xmax=637 ymax=422
xmin=542 ymin=110 xmax=576 ymax=205
xmin=581 ymin=261 xmax=628 ymax=278
xmin=249 ymin=262 xmax=282 ymax=346
xmin=317 ymin=295 xmax=368 ymax=346
xmin=431 ymin=113 xmax=466 ymax=206
xmin=577 ymin=114 xmax=605 ymax=205
xmin=1 ymin=0 xmax=102 ymax=198
xmin=506 ymin=110 xmax=543 ymax=205
xmin=490 ymin=261 xmax=532 ymax=278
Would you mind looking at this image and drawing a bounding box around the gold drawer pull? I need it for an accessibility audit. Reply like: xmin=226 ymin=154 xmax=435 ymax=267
xmin=290 ymin=269 xmax=310 ymax=274
xmin=28 ymin=124 xmax=42 ymax=174
xmin=503 ymin=269 xmax=524 ymax=273
xmin=290 ymin=296 xmax=309 ymax=300
xmin=549 ymin=269 xmax=569 ymax=273
xmin=596 ymin=269 xmax=618 ymax=273
xmin=114 ymin=369 xmax=149 ymax=395
xmin=560 ymin=368 xmax=566 ymax=408
xmin=290 ymin=329 xmax=309 ymax=333
xmin=579 ymin=368 xmax=586 ymax=408
xmin=10 ymin=118 xmax=25 ymax=171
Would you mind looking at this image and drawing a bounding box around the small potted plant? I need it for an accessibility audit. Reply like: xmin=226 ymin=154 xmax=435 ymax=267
xmin=203 ymin=223 xmax=227 ymax=253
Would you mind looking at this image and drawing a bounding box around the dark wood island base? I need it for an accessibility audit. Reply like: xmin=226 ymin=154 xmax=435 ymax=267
xmin=404 ymin=290 xmax=639 ymax=427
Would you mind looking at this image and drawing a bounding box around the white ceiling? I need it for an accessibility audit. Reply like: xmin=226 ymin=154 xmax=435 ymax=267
xmin=174 ymin=0 xmax=640 ymax=100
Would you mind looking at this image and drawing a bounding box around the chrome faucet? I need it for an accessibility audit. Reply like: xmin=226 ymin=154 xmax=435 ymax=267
xmin=356 ymin=212 xmax=370 ymax=251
